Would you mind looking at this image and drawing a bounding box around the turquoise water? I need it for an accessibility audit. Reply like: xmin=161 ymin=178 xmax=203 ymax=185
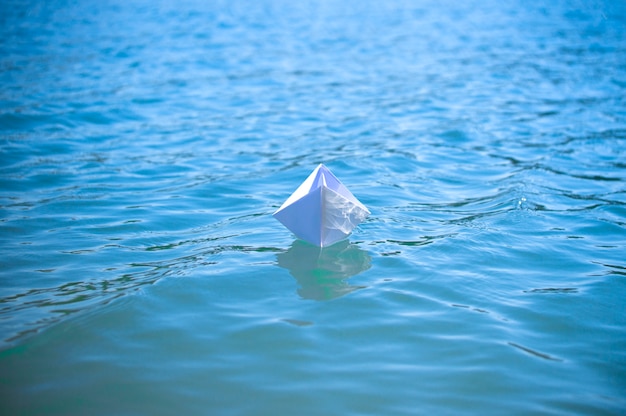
xmin=1 ymin=0 xmax=626 ymax=414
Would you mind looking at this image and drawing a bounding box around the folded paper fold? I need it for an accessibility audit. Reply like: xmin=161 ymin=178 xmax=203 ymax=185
xmin=274 ymin=164 xmax=370 ymax=247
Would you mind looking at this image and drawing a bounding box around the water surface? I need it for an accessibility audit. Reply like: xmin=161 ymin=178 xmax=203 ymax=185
xmin=1 ymin=0 xmax=626 ymax=414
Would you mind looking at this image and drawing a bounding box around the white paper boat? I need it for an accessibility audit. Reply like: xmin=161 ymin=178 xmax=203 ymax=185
xmin=273 ymin=164 xmax=370 ymax=247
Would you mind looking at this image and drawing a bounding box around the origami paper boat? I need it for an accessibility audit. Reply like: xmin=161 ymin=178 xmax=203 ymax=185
xmin=273 ymin=164 xmax=370 ymax=247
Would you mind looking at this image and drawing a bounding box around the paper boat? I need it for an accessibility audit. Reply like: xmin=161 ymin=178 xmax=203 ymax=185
xmin=273 ymin=164 xmax=370 ymax=247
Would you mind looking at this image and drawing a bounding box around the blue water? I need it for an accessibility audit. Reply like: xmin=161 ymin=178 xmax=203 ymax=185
xmin=1 ymin=0 xmax=626 ymax=414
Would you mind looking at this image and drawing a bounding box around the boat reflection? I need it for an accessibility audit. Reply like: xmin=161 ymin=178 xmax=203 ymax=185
xmin=276 ymin=239 xmax=371 ymax=301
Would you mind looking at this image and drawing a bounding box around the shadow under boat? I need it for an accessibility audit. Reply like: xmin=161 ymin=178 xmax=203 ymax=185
xmin=276 ymin=239 xmax=371 ymax=301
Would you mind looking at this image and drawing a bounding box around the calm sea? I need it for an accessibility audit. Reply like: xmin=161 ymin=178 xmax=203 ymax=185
xmin=1 ymin=0 xmax=625 ymax=414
